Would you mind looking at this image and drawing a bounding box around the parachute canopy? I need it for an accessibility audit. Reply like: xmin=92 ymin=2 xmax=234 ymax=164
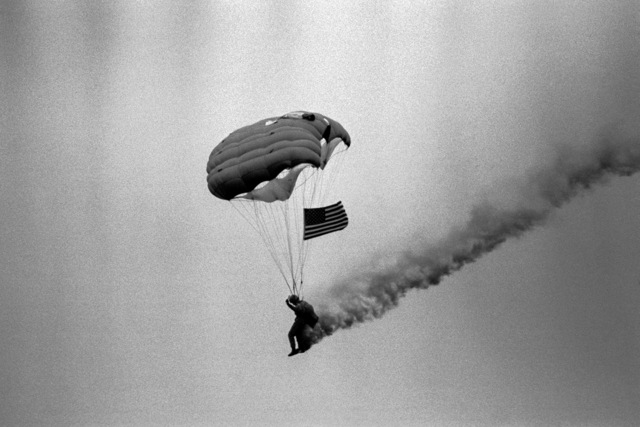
xmin=206 ymin=111 xmax=351 ymax=202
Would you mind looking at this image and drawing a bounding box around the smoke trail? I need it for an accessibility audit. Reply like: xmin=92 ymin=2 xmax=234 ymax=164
xmin=309 ymin=122 xmax=640 ymax=345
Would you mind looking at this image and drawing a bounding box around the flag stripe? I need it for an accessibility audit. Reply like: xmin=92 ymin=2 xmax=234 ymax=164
xmin=304 ymin=219 xmax=348 ymax=240
xmin=303 ymin=201 xmax=348 ymax=240
xmin=304 ymin=218 xmax=349 ymax=238
xmin=305 ymin=216 xmax=348 ymax=232
xmin=304 ymin=223 xmax=348 ymax=240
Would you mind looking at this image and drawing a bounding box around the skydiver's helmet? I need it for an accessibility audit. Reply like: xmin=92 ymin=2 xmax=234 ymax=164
xmin=289 ymin=295 xmax=300 ymax=304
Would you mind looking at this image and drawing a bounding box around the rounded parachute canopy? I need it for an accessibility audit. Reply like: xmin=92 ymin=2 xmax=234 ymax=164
xmin=206 ymin=111 xmax=351 ymax=202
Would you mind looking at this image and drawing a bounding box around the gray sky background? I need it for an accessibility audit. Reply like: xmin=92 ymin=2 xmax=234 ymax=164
xmin=2 ymin=1 xmax=640 ymax=426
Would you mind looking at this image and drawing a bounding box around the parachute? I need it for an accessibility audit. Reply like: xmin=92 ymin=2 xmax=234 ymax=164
xmin=206 ymin=111 xmax=351 ymax=296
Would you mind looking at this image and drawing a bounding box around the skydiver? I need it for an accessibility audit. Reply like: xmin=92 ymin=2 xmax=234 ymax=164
xmin=285 ymin=295 xmax=319 ymax=357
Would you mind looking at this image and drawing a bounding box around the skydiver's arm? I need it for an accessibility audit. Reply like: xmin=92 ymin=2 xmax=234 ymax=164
xmin=286 ymin=300 xmax=296 ymax=311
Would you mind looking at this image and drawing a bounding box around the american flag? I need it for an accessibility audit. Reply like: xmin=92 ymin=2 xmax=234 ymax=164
xmin=303 ymin=201 xmax=349 ymax=240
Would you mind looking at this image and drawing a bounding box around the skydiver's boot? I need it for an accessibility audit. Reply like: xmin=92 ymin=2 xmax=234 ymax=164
xmin=288 ymin=348 xmax=299 ymax=357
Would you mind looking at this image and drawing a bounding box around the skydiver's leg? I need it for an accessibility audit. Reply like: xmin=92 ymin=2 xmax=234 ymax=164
xmin=288 ymin=321 xmax=302 ymax=356
xmin=288 ymin=318 xmax=306 ymax=356
xmin=288 ymin=326 xmax=297 ymax=350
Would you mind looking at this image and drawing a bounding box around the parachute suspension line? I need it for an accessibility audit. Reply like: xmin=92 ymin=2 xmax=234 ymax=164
xmin=284 ymin=193 xmax=298 ymax=295
xmin=268 ymin=197 xmax=301 ymax=295
xmin=234 ymin=201 xmax=292 ymax=293
xmin=293 ymin=185 xmax=307 ymax=296
xmin=264 ymin=200 xmax=296 ymax=294
xmin=230 ymin=200 xmax=294 ymax=295
xmin=297 ymin=177 xmax=313 ymax=301
xmin=293 ymin=182 xmax=309 ymax=296
xmin=278 ymin=198 xmax=299 ymax=295
xmin=229 ymin=201 xmax=262 ymax=241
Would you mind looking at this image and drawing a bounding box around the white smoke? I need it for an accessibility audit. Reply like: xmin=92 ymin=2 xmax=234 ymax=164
xmin=310 ymin=121 xmax=640 ymax=345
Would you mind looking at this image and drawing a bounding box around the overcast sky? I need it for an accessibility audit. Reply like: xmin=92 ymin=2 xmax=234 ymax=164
xmin=2 ymin=1 xmax=640 ymax=426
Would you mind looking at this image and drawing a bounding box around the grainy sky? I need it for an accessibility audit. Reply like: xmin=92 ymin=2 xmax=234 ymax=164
xmin=2 ymin=1 xmax=639 ymax=426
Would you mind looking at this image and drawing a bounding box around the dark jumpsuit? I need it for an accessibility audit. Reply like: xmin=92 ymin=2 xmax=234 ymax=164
xmin=287 ymin=301 xmax=316 ymax=350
